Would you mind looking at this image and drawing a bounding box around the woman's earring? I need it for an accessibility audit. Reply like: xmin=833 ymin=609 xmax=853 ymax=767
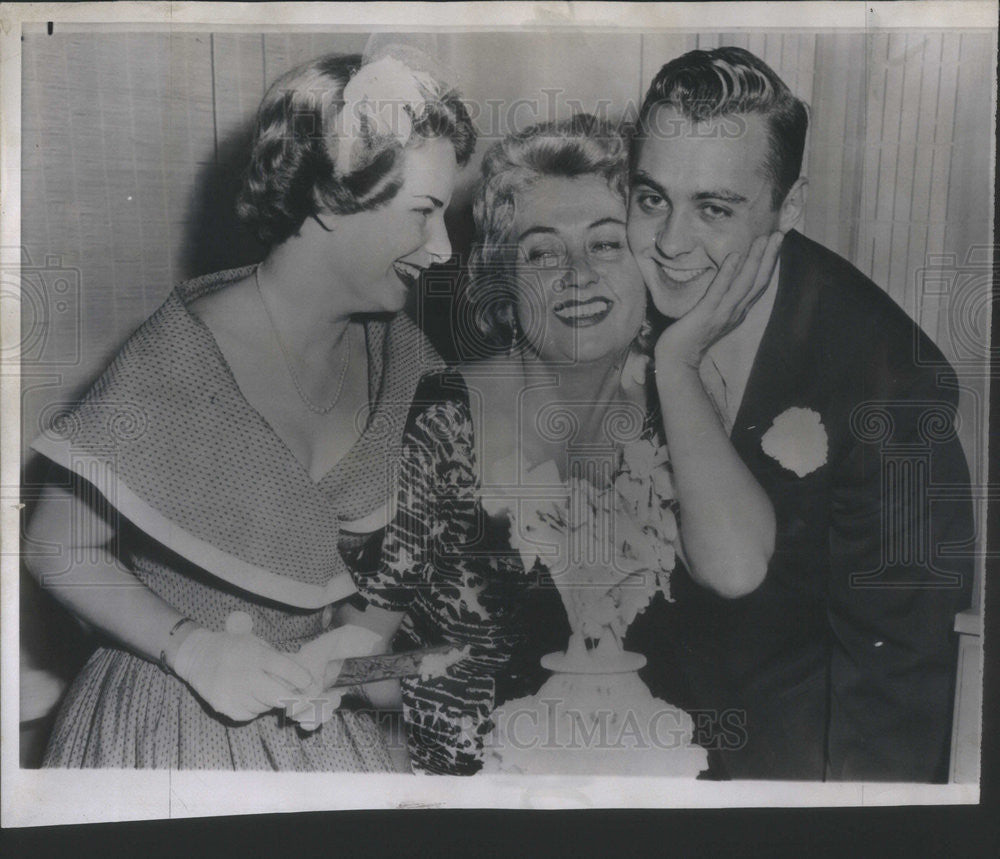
xmin=311 ymin=213 xmax=333 ymax=233
xmin=508 ymin=317 xmax=521 ymax=357
xmin=637 ymin=317 xmax=655 ymax=353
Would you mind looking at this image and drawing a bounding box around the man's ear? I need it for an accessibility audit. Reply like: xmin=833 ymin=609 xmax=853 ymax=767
xmin=778 ymin=177 xmax=808 ymax=233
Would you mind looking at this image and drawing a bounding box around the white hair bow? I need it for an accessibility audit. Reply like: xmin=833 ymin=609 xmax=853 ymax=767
xmin=333 ymin=56 xmax=437 ymax=177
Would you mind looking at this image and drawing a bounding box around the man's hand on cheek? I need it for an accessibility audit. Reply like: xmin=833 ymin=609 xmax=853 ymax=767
xmin=653 ymin=231 xmax=784 ymax=372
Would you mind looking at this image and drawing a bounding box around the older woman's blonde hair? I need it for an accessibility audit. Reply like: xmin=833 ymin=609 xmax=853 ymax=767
xmin=468 ymin=114 xmax=630 ymax=346
xmin=238 ymin=52 xmax=476 ymax=246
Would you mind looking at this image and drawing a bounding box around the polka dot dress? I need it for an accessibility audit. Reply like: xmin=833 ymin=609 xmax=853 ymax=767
xmin=38 ymin=267 xmax=444 ymax=771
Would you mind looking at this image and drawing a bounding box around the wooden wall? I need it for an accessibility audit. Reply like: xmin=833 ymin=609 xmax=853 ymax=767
xmin=19 ymin=28 xmax=995 ymax=477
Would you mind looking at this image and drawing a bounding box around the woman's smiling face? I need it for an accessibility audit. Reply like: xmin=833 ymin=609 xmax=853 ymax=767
xmin=511 ymin=174 xmax=646 ymax=365
xmin=323 ymin=136 xmax=459 ymax=314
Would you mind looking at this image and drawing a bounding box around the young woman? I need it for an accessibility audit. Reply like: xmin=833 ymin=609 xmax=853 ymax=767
xmin=25 ymin=49 xmax=475 ymax=770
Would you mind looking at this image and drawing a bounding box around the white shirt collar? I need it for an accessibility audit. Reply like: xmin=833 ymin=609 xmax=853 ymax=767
xmin=700 ymin=260 xmax=781 ymax=427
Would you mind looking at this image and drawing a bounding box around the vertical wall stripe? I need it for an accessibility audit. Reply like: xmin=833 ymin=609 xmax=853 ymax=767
xmin=210 ymin=34 xmax=219 ymax=163
xmin=261 ymin=34 xmax=267 ymax=98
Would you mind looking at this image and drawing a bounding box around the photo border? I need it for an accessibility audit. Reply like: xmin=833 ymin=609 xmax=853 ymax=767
xmin=1 ymin=1 xmax=994 ymax=828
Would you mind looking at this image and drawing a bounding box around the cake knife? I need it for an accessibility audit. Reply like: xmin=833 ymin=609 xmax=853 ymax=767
xmin=327 ymin=643 xmax=461 ymax=689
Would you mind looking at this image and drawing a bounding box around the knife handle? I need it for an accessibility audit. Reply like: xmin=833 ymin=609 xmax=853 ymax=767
xmin=330 ymin=644 xmax=456 ymax=688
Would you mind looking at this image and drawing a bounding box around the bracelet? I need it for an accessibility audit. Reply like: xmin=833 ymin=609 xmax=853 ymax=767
xmin=159 ymin=617 xmax=197 ymax=676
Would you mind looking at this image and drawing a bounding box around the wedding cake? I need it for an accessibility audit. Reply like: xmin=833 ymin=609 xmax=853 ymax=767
xmin=482 ymin=445 xmax=708 ymax=776
xmin=483 ymin=635 xmax=707 ymax=776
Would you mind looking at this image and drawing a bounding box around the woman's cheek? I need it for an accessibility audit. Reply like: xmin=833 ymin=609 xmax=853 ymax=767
xmin=607 ymin=263 xmax=647 ymax=311
xmin=514 ymin=270 xmax=552 ymax=326
xmin=389 ymin=213 xmax=422 ymax=255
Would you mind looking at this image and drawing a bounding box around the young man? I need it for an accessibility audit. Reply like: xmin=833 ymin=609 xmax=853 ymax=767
xmin=625 ymin=47 xmax=974 ymax=781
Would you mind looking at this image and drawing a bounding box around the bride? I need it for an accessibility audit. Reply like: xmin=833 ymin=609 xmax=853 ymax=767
xmin=350 ymin=114 xmax=779 ymax=774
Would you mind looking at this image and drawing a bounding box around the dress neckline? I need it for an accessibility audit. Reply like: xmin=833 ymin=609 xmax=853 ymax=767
xmin=175 ymin=265 xmax=385 ymax=492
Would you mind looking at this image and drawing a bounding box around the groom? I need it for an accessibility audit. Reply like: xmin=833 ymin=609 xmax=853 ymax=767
xmin=624 ymin=47 xmax=974 ymax=781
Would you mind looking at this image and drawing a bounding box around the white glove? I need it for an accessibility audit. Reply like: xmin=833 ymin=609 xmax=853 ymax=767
xmin=285 ymin=625 xmax=384 ymax=731
xmin=285 ymin=689 xmax=345 ymax=732
xmin=172 ymin=628 xmax=313 ymax=723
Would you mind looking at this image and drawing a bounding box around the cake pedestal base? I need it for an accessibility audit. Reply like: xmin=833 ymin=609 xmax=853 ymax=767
xmin=540 ymin=650 xmax=647 ymax=674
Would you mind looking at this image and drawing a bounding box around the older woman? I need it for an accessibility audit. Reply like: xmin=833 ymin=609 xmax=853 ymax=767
xmin=352 ymin=114 xmax=778 ymax=773
xmin=25 ymin=49 xmax=475 ymax=770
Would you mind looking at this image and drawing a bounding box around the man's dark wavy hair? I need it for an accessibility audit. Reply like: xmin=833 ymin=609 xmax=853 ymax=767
xmin=636 ymin=46 xmax=809 ymax=209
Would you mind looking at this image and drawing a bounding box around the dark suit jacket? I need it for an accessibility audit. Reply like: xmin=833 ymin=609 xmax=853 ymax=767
xmin=630 ymin=229 xmax=974 ymax=782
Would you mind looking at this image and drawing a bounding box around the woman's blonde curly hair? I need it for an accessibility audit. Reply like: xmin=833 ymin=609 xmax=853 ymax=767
xmin=468 ymin=114 xmax=634 ymax=347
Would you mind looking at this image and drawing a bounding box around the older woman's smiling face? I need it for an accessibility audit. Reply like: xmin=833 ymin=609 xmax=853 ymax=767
xmin=512 ymin=175 xmax=646 ymax=365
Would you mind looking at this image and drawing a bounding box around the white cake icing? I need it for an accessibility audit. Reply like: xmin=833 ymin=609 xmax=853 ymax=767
xmin=484 ymin=667 xmax=708 ymax=776
xmin=483 ymin=452 xmax=705 ymax=775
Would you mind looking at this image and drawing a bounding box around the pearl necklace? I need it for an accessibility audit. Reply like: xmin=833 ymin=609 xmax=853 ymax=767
xmin=255 ymin=268 xmax=352 ymax=415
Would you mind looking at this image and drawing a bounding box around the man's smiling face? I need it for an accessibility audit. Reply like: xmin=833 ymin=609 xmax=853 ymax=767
xmin=627 ymin=105 xmax=783 ymax=319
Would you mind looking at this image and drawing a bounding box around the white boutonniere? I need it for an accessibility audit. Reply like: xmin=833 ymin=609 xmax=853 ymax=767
xmin=761 ymin=407 xmax=828 ymax=477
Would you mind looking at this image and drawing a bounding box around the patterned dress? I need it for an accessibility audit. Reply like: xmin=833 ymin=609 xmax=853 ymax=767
xmin=34 ymin=266 xmax=443 ymax=770
xmin=354 ymin=370 xmax=677 ymax=774
xmin=353 ymin=372 xmax=525 ymax=774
